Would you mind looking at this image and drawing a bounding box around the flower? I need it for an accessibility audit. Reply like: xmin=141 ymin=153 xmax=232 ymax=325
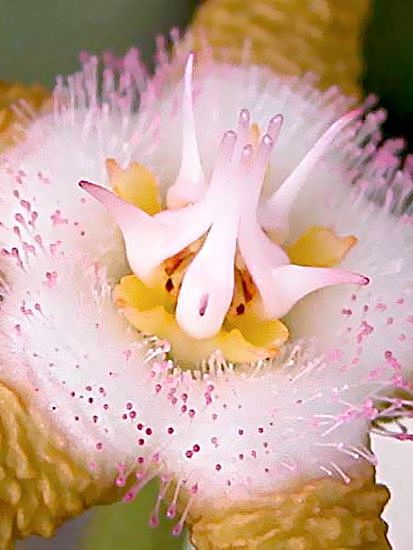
xmin=0 ymin=43 xmax=412 ymax=547
xmin=79 ymin=55 xmax=366 ymax=365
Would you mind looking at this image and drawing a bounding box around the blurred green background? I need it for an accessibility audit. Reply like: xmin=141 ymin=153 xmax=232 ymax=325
xmin=0 ymin=0 xmax=197 ymax=84
xmin=4 ymin=0 xmax=412 ymax=548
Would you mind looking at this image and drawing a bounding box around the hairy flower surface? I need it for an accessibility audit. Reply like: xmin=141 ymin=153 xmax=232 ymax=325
xmin=0 ymin=43 xmax=412 ymax=543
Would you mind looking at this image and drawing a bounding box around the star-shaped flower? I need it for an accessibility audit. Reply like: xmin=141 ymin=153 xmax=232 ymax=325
xmin=0 ymin=45 xmax=412 ymax=548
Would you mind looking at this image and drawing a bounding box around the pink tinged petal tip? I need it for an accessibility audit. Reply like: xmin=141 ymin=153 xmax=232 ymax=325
xmin=266 ymin=114 xmax=284 ymax=143
xmin=79 ymin=180 xmax=163 ymax=280
xmin=260 ymin=264 xmax=369 ymax=319
xmin=166 ymin=53 xmax=207 ymax=209
xmin=259 ymin=110 xmax=361 ymax=243
xmin=79 ymin=181 xmax=210 ymax=282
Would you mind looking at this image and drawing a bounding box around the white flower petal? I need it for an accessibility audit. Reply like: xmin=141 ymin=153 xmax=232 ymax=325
xmin=0 ymin=51 xmax=412 ymax=516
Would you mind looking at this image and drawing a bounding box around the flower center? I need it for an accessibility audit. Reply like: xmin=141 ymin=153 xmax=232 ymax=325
xmin=79 ymin=54 xmax=368 ymax=361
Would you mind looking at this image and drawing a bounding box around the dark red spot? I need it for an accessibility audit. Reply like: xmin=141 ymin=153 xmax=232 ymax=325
xmin=199 ymin=294 xmax=209 ymax=316
xmin=236 ymin=304 xmax=245 ymax=315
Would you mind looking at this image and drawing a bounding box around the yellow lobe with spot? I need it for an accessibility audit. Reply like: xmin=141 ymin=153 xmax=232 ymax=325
xmin=115 ymin=275 xmax=288 ymax=365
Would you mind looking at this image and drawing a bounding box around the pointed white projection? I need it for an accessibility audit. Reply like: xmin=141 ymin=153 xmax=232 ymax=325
xmin=80 ymin=63 xmax=367 ymax=340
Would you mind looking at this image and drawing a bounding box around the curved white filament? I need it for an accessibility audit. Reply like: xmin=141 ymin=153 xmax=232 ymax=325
xmin=259 ymin=110 xmax=361 ymax=243
xmin=166 ymin=53 xmax=206 ymax=208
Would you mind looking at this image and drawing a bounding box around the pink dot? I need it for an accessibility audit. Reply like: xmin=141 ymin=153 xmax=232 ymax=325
xmin=172 ymin=523 xmax=183 ymax=537
xmin=167 ymin=505 xmax=176 ymax=519
xmin=149 ymin=515 xmax=159 ymax=528
xmin=115 ymin=477 xmax=126 ymax=488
